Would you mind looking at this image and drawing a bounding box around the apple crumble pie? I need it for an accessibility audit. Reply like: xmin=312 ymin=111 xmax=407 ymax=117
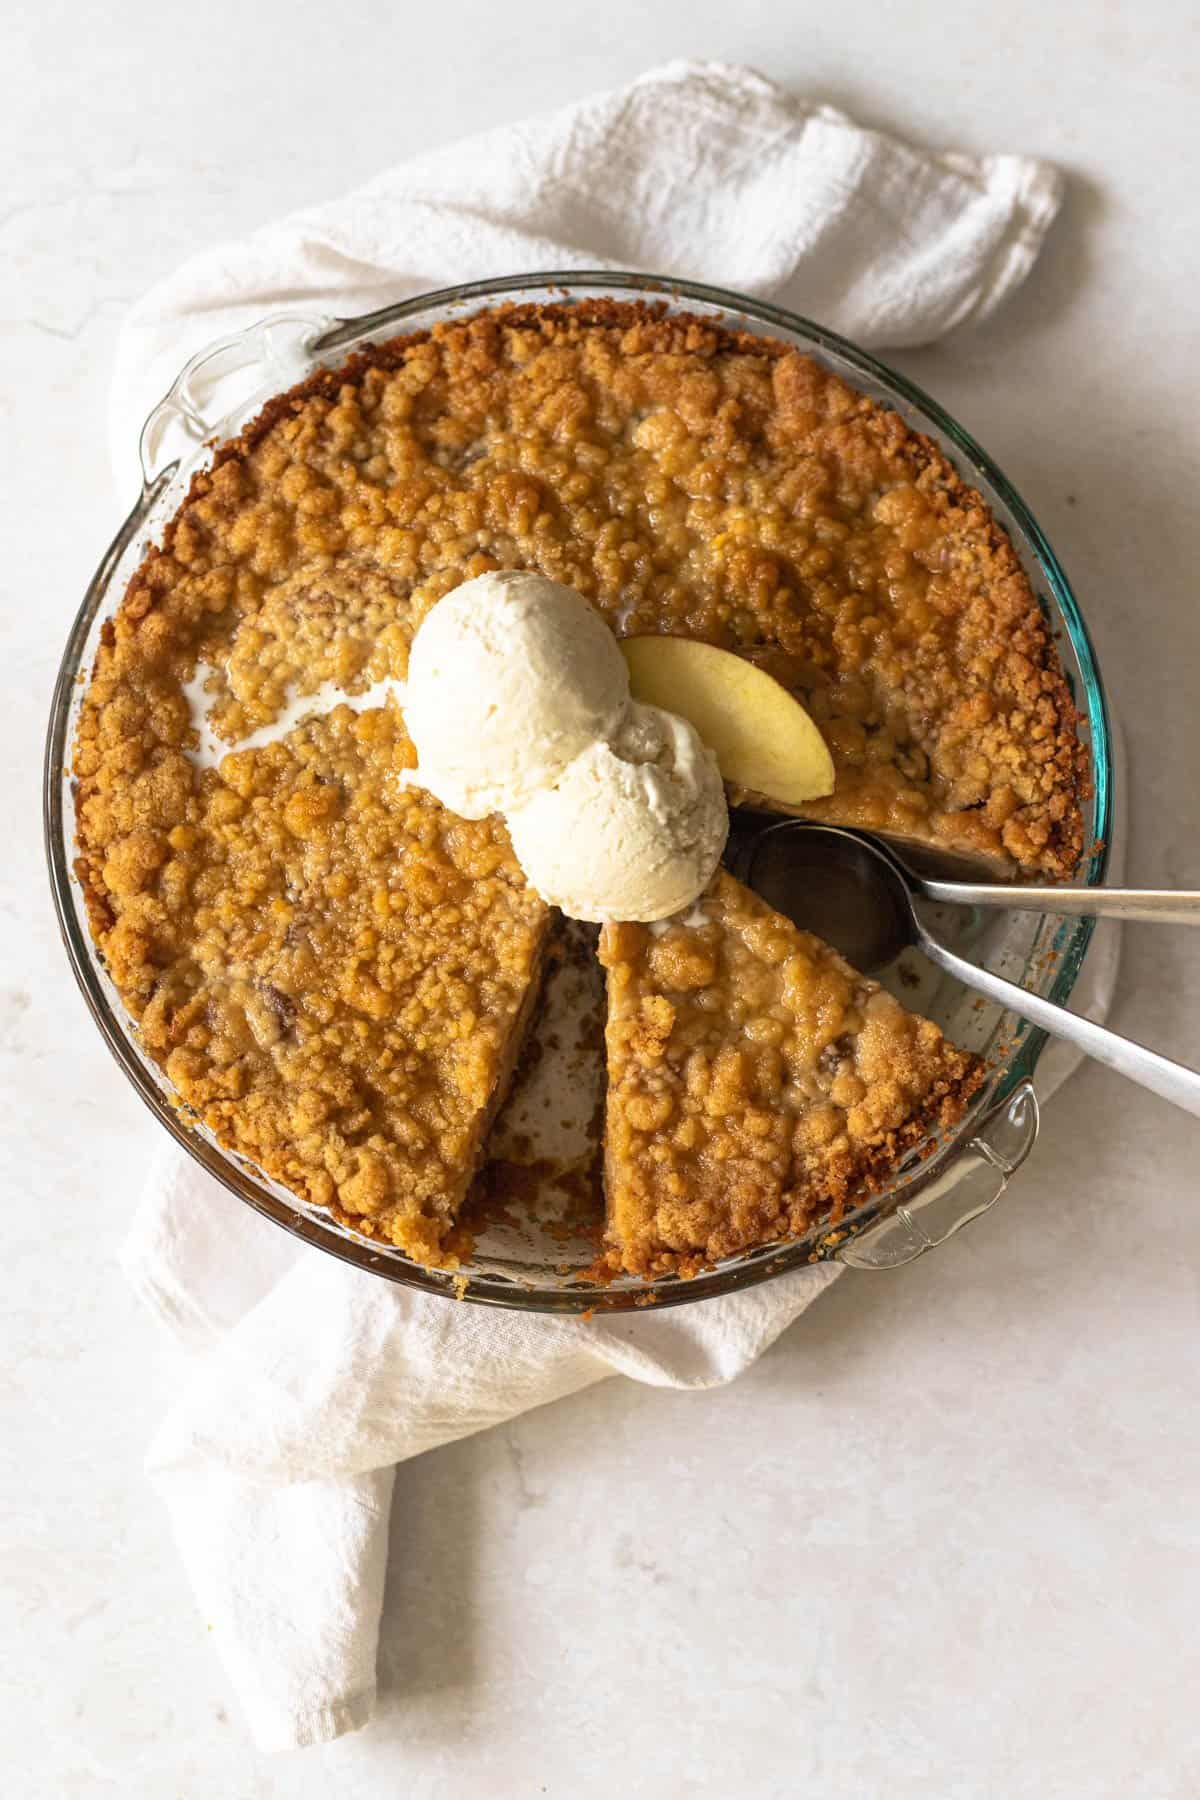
xmin=73 ymin=299 xmax=1083 ymax=1271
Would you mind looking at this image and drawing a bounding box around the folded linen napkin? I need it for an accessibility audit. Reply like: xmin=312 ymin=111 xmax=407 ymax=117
xmin=110 ymin=57 xmax=1062 ymax=483
xmin=112 ymin=59 xmax=1092 ymax=1751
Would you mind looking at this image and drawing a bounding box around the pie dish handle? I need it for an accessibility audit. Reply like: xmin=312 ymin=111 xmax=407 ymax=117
xmin=138 ymin=313 xmax=335 ymax=491
xmin=834 ymin=1080 xmax=1039 ymax=1271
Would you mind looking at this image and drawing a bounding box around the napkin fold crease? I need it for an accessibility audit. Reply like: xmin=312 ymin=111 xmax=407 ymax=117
xmin=113 ymin=58 xmax=1095 ymax=1751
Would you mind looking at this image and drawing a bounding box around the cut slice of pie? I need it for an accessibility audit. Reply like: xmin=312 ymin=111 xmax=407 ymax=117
xmin=598 ymin=870 xmax=983 ymax=1278
xmin=73 ymin=298 xmax=1087 ymax=1274
xmin=76 ymin=682 xmax=553 ymax=1269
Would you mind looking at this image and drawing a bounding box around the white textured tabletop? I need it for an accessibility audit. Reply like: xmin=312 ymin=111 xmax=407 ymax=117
xmin=4 ymin=3 xmax=1198 ymax=1794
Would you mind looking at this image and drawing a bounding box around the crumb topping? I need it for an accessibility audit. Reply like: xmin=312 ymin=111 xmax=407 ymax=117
xmin=74 ymin=299 xmax=1076 ymax=1265
xmin=74 ymin=682 xmax=547 ymax=1263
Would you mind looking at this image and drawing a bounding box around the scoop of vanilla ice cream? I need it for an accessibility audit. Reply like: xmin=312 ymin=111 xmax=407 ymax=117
xmin=507 ymin=703 xmax=728 ymax=922
xmin=404 ymin=570 xmax=629 ymax=818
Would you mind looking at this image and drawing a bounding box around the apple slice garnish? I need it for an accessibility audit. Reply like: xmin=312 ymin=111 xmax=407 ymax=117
xmin=620 ymin=635 xmax=835 ymax=806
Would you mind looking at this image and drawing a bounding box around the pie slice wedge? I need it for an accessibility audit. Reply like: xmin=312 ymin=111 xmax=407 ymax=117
xmin=77 ymin=685 xmax=554 ymax=1270
xmin=598 ymin=870 xmax=984 ymax=1278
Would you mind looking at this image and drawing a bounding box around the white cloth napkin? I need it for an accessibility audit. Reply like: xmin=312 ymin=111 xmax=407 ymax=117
xmin=112 ymin=60 xmax=1090 ymax=1751
xmin=110 ymin=56 xmax=1062 ymax=485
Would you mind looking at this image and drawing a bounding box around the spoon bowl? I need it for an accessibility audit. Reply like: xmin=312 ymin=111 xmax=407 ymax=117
xmin=726 ymin=815 xmax=917 ymax=970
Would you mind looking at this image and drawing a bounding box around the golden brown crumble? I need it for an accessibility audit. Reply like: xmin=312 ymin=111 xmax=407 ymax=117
xmin=74 ymin=299 xmax=1080 ymax=1267
xmin=161 ymin=297 xmax=1084 ymax=874
xmin=74 ymin=683 xmax=548 ymax=1264
xmin=599 ymin=871 xmax=983 ymax=1278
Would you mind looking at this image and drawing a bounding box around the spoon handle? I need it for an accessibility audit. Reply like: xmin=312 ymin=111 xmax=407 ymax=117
xmin=920 ymin=880 xmax=1200 ymax=926
xmin=917 ymin=928 xmax=1200 ymax=1120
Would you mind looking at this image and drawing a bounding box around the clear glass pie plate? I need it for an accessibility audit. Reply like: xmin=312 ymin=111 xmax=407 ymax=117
xmin=44 ymin=273 xmax=1113 ymax=1313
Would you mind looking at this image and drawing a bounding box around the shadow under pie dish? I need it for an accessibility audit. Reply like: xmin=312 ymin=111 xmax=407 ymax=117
xmin=46 ymin=273 xmax=1111 ymax=1311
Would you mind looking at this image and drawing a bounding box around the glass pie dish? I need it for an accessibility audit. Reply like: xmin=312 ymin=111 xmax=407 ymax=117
xmin=44 ymin=272 xmax=1113 ymax=1313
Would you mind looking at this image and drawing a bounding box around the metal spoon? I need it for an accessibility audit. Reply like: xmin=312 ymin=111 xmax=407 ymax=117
xmin=727 ymin=818 xmax=1200 ymax=1121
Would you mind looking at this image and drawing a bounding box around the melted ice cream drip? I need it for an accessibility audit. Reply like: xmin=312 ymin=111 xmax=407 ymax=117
xmin=183 ymin=664 xmax=403 ymax=770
